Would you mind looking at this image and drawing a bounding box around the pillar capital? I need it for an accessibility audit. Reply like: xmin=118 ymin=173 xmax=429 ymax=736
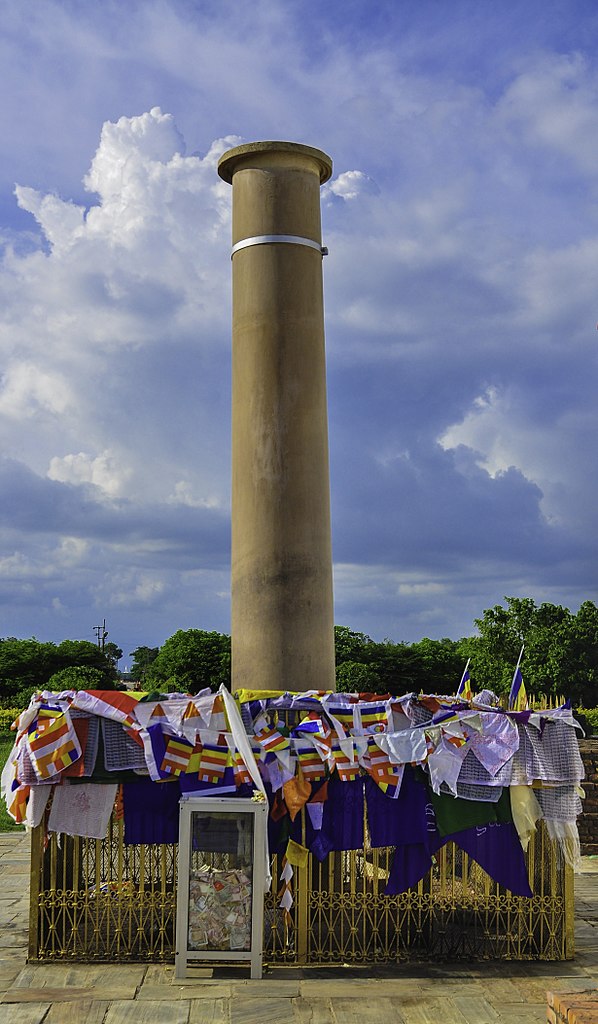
xmin=218 ymin=140 xmax=333 ymax=185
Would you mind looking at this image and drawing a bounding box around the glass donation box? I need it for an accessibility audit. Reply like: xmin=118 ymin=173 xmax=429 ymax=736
xmin=175 ymin=796 xmax=269 ymax=979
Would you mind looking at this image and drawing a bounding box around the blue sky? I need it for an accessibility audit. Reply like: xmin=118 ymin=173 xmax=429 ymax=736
xmin=1 ymin=0 xmax=598 ymax=664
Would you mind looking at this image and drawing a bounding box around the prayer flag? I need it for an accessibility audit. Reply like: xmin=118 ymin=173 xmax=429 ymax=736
xmin=72 ymin=690 xmax=141 ymax=729
xmin=296 ymin=742 xmax=327 ymax=782
xmin=8 ymin=782 xmax=30 ymax=824
xmin=364 ymin=736 xmax=402 ymax=788
xmin=331 ymin=741 xmax=359 ymax=782
xmin=357 ymin=701 xmax=389 ymax=733
xmin=198 ymin=743 xmax=230 ymax=783
xmin=182 ymin=700 xmax=203 ymax=725
xmin=326 ymin=704 xmax=355 ymax=733
xmin=209 ymin=694 xmax=227 ymax=732
xmin=140 ymin=723 xmax=171 ymax=781
xmin=377 ymin=772 xmax=403 ymax=799
xmin=232 ymin=750 xmax=252 ymax=786
xmin=160 ymin=735 xmax=195 ymax=776
xmin=508 ymin=666 xmax=528 ymax=712
xmin=456 ymin=666 xmax=473 ymax=701
xmin=27 ymin=709 xmax=82 ymax=780
xmin=254 ymin=726 xmax=290 ymax=756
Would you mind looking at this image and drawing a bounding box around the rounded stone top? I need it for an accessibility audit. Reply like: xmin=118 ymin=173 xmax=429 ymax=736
xmin=218 ymin=141 xmax=333 ymax=185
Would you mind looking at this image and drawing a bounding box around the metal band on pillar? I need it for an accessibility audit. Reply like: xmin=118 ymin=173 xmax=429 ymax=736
xmin=231 ymin=234 xmax=328 ymax=258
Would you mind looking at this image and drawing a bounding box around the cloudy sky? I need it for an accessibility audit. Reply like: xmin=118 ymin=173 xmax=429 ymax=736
xmin=1 ymin=0 xmax=598 ymax=662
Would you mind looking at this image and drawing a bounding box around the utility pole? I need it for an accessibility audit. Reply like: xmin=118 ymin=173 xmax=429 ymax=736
xmin=93 ymin=619 xmax=108 ymax=653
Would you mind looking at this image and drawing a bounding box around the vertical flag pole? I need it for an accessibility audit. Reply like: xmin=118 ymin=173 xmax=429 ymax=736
xmin=457 ymin=659 xmax=470 ymax=692
xmin=456 ymin=659 xmax=471 ymax=699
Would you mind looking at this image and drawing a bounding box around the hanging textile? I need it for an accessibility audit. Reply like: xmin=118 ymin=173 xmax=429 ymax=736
xmin=123 ymin=779 xmax=180 ymax=845
xmin=48 ymin=782 xmax=117 ymax=839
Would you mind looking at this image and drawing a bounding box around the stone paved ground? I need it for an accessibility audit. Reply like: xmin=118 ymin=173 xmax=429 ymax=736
xmin=0 ymin=831 xmax=596 ymax=1024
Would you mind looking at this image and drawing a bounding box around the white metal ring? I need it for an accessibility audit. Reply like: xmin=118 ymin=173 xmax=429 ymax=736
xmin=231 ymin=234 xmax=327 ymax=257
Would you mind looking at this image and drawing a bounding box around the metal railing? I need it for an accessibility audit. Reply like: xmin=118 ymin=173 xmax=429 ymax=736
xmin=29 ymin=814 xmax=573 ymax=965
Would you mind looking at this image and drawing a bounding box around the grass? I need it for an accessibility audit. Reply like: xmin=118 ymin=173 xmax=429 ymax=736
xmin=0 ymin=732 xmax=25 ymax=832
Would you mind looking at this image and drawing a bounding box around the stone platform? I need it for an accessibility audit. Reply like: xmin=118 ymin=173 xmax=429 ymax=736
xmin=0 ymin=832 xmax=596 ymax=1024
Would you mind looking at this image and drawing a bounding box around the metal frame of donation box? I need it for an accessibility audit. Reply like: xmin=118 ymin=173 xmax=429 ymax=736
xmin=175 ymin=796 xmax=269 ymax=979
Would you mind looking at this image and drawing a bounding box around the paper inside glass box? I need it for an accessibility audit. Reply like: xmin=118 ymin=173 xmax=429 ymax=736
xmin=188 ymin=865 xmax=252 ymax=950
xmin=187 ymin=810 xmax=254 ymax=952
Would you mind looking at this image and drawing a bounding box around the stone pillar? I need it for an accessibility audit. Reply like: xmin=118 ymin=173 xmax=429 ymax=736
xmin=218 ymin=141 xmax=336 ymax=693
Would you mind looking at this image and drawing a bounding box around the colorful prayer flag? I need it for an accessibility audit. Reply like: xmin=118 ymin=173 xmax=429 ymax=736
xmin=8 ymin=782 xmax=30 ymax=824
xmin=331 ymin=741 xmax=359 ymax=782
xmin=254 ymin=726 xmax=290 ymax=756
xmin=326 ymin=704 xmax=355 ymax=734
xmin=508 ymin=666 xmax=528 ymax=712
xmin=377 ymin=770 xmax=403 ymax=798
xmin=232 ymin=750 xmax=252 ymax=786
xmin=160 ymin=735 xmax=195 ymax=776
xmin=296 ymin=742 xmax=327 ymax=782
xmin=72 ymin=690 xmax=141 ymax=729
xmin=357 ymin=701 xmax=389 ymax=733
xmin=456 ymin=666 xmax=473 ymax=701
xmin=27 ymin=709 xmax=82 ymax=780
xmin=198 ymin=743 xmax=230 ymax=783
xmin=364 ymin=737 xmax=400 ymax=786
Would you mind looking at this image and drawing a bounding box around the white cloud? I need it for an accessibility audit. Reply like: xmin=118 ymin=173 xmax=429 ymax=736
xmin=497 ymin=54 xmax=598 ymax=175
xmin=99 ymin=570 xmax=167 ymax=608
xmin=47 ymin=450 xmax=131 ymax=498
xmin=0 ymin=361 xmax=72 ymax=419
xmin=168 ymin=480 xmax=222 ymax=509
xmin=325 ymin=170 xmax=378 ymax=201
xmin=439 ymin=384 xmax=598 ymax=531
xmin=15 ymin=187 xmax=85 ymax=254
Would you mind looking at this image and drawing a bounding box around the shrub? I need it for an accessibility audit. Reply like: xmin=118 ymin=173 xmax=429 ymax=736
xmin=580 ymin=708 xmax=598 ymax=735
xmin=0 ymin=708 xmax=23 ymax=733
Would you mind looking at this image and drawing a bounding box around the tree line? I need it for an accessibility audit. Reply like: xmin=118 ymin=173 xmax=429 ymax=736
xmin=1 ymin=597 xmax=597 ymax=709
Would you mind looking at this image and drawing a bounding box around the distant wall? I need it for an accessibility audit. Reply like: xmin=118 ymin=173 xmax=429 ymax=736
xmin=579 ymin=738 xmax=598 ymax=856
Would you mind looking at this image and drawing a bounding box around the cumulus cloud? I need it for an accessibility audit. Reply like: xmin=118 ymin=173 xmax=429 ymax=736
xmin=47 ymin=451 xmax=132 ymax=498
xmin=324 ymin=170 xmax=379 ymax=201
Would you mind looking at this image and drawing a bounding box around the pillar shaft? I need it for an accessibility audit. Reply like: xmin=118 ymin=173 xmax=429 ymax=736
xmin=218 ymin=141 xmax=336 ymax=693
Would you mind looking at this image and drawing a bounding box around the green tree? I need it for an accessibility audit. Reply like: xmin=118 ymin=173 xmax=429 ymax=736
xmin=55 ymin=640 xmax=116 ymax=683
xmin=334 ymin=626 xmax=375 ymax=666
xmin=408 ymin=637 xmax=468 ymax=694
xmin=367 ymin=639 xmax=422 ymax=695
xmin=150 ymin=629 xmax=231 ymax=692
xmin=48 ymin=666 xmax=109 ymax=691
xmin=468 ymin=597 xmax=598 ymax=705
xmin=104 ymin=642 xmax=123 ymax=671
xmin=0 ymin=636 xmax=116 ymax=708
xmin=336 ymin=660 xmax=382 ymax=693
xmin=130 ymin=646 xmax=160 ymax=684
xmin=0 ymin=638 xmax=57 ymax=705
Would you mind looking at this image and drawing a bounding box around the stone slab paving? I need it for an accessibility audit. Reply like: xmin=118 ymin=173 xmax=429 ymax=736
xmin=0 ymin=831 xmax=596 ymax=1023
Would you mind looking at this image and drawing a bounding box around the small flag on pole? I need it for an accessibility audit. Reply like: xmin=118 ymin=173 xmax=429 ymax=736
xmin=508 ymin=646 xmax=528 ymax=711
xmin=456 ymin=660 xmax=472 ymax=700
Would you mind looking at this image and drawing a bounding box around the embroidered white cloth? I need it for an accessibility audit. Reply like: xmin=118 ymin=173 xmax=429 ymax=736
xmin=468 ymin=714 xmax=519 ymax=777
xmin=48 ymin=782 xmax=117 ymax=839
